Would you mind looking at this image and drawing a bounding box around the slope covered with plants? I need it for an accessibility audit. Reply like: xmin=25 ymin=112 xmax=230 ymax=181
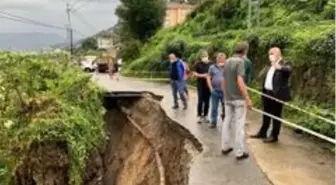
xmin=0 ymin=52 xmax=105 ymax=185
xmin=123 ymin=0 xmax=335 ymax=137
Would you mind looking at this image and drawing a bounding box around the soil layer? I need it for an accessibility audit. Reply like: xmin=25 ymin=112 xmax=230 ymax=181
xmin=13 ymin=92 xmax=202 ymax=185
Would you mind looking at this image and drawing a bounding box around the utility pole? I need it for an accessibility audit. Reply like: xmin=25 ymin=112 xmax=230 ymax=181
xmin=66 ymin=3 xmax=73 ymax=55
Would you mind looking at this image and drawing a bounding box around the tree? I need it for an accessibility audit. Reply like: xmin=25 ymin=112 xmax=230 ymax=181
xmin=325 ymin=0 xmax=336 ymax=20
xmin=81 ymin=37 xmax=98 ymax=50
xmin=115 ymin=0 xmax=166 ymax=42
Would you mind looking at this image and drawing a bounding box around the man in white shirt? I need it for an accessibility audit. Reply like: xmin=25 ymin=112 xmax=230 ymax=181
xmin=250 ymin=47 xmax=292 ymax=143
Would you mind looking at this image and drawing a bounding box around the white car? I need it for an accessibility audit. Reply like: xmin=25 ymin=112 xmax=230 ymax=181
xmin=81 ymin=60 xmax=97 ymax=72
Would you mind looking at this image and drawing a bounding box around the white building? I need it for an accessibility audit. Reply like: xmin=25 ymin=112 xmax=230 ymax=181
xmin=97 ymin=37 xmax=114 ymax=49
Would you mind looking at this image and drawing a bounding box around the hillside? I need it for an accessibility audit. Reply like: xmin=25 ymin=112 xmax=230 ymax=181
xmin=124 ymin=0 xmax=335 ymax=137
xmin=0 ymin=32 xmax=65 ymax=51
xmin=126 ymin=0 xmax=334 ymax=102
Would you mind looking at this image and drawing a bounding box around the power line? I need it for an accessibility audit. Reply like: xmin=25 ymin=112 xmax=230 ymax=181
xmin=0 ymin=11 xmax=67 ymax=30
xmin=72 ymin=0 xmax=94 ymax=11
xmin=65 ymin=2 xmax=89 ymax=55
xmin=64 ymin=0 xmax=97 ymax=36
xmin=71 ymin=10 xmax=96 ymax=33
xmin=0 ymin=15 xmax=66 ymax=31
xmin=0 ymin=11 xmax=86 ymax=39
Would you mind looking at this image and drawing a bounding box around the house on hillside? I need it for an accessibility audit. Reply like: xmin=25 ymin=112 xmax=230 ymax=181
xmin=97 ymin=37 xmax=114 ymax=50
xmin=97 ymin=37 xmax=119 ymax=57
xmin=164 ymin=1 xmax=195 ymax=28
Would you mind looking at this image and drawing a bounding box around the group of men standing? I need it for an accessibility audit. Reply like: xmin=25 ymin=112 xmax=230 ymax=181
xmin=168 ymin=42 xmax=292 ymax=160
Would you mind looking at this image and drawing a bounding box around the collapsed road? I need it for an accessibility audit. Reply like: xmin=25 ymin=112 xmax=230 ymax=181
xmin=95 ymin=74 xmax=336 ymax=185
xmin=13 ymin=91 xmax=202 ymax=185
xmin=96 ymin=91 xmax=203 ymax=185
xmin=95 ymin=74 xmax=272 ymax=185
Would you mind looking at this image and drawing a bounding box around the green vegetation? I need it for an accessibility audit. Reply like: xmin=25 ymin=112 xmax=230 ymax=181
xmin=122 ymin=0 xmax=335 ymax=138
xmin=73 ymin=37 xmax=104 ymax=56
xmin=81 ymin=37 xmax=98 ymax=51
xmin=115 ymin=0 xmax=166 ymax=62
xmin=0 ymin=52 xmax=105 ymax=185
xmin=115 ymin=0 xmax=166 ymax=42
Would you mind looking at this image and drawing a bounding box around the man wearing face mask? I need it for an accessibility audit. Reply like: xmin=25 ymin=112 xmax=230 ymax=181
xmin=169 ymin=53 xmax=187 ymax=110
xmin=207 ymin=53 xmax=226 ymax=128
xmin=250 ymin=47 xmax=292 ymax=143
xmin=192 ymin=50 xmax=212 ymax=124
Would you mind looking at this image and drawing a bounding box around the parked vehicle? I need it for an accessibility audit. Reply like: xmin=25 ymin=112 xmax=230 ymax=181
xmin=81 ymin=60 xmax=96 ymax=72
xmin=94 ymin=56 xmax=114 ymax=73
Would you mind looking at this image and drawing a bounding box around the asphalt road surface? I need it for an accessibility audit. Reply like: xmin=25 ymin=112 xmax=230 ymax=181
xmin=95 ymin=74 xmax=272 ymax=185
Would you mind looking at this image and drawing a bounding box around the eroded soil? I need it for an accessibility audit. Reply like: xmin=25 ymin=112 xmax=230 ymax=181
xmin=13 ymin=92 xmax=202 ymax=185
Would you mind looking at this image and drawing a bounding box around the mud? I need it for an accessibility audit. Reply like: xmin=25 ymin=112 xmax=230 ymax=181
xmin=13 ymin=92 xmax=202 ymax=185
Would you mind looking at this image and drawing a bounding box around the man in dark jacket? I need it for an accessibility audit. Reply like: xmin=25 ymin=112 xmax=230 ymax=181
xmin=192 ymin=50 xmax=212 ymax=124
xmin=169 ymin=53 xmax=187 ymax=110
xmin=250 ymin=47 xmax=292 ymax=143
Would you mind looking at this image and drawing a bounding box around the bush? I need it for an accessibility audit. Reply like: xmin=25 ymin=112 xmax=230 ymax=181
xmin=163 ymin=38 xmax=188 ymax=58
xmin=260 ymin=30 xmax=292 ymax=52
xmin=306 ymin=32 xmax=335 ymax=67
xmin=118 ymin=39 xmax=142 ymax=63
xmin=0 ymin=52 xmax=105 ymax=185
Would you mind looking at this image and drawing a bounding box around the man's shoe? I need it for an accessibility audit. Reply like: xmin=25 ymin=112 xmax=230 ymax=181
xmin=236 ymin=153 xmax=249 ymax=160
xmin=172 ymin=105 xmax=179 ymax=109
xmin=197 ymin=117 xmax=203 ymax=124
xmin=203 ymin=117 xmax=210 ymax=124
xmin=209 ymin=123 xmax=216 ymax=129
xmin=183 ymin=104 xmax=188 ymax=110
xmin=249 ymin=134 xmax=267 ymax=139
xmin=263 ymin=137 xmax=278 ymax=143
xmin=221 ymin=148 xmax=233 ymax=155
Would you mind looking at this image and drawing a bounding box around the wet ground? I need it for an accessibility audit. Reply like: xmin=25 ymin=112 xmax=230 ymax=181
xmin=246 ymin=112 xmax=335 ymax=185
xmin=95 ymin=74 xmax=271 ymax=185
xmin=94 ymin=74 xmax=335 ymax=185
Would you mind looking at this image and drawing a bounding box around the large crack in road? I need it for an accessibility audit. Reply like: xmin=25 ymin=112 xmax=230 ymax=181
xmin=13 ymin=91 xmax=203 ymax=185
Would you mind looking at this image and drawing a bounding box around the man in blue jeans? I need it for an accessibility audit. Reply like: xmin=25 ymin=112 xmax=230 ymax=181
xmin=207 ymin=53 xmax=226 ymax=128
xmin=169 ymin=53 xmax=187 ymax=110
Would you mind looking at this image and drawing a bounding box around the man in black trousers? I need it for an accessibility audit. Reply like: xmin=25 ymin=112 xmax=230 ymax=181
xmin=192 ymin=50 xmax=212 ymax=124
xmin=250 ymin=47 xmax=292 ymax=143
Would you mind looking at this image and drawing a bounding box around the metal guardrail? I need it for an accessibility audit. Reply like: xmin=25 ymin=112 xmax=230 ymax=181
xmin=119 ymin=71 xmax=335 ymax=144
xmin=247 ymin=87 xmax=335 ymax=125
xmin=252 ymin=107 xmax=335 ymax=144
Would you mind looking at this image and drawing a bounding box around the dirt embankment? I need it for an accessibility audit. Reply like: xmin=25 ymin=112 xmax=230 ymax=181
xmin=13 ymin=92 xmax=202 ymax=185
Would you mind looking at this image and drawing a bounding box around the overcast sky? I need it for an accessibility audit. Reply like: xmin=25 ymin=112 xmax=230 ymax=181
xmin=0 ymin=0 xmax=120 ymax=39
